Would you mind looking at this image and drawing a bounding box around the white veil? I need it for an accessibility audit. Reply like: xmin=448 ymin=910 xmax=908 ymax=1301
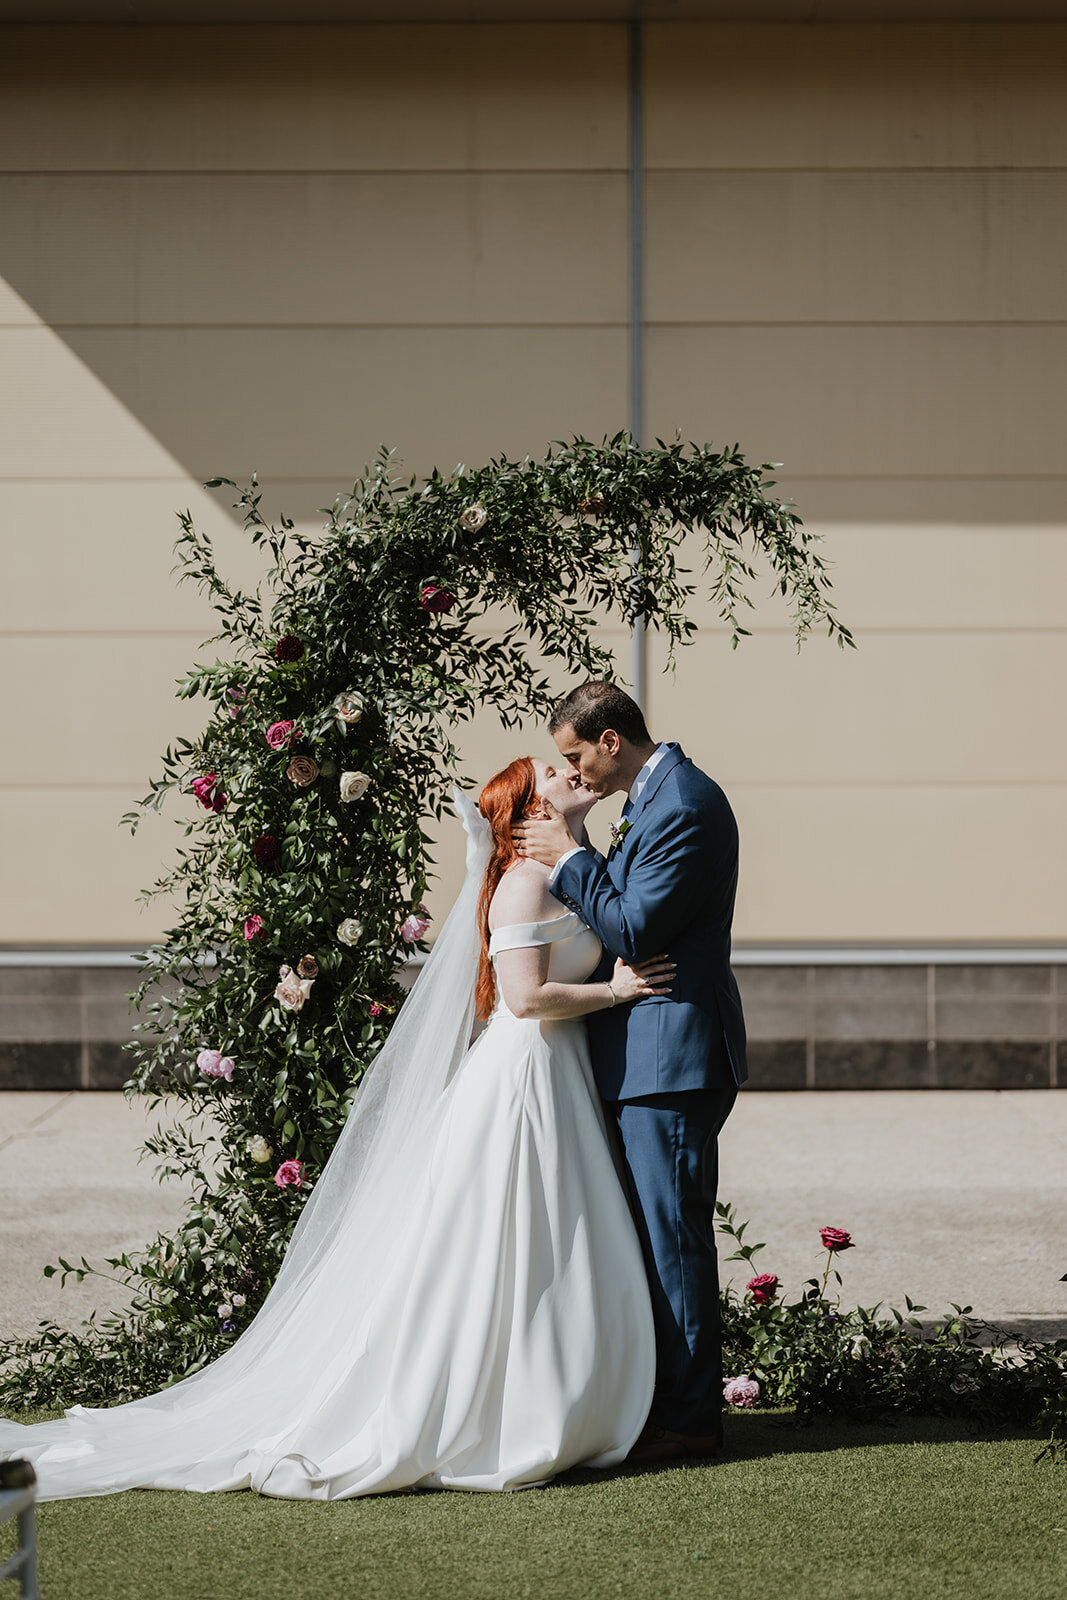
xmin=0 ymin=788 xmax=495 ymax=1496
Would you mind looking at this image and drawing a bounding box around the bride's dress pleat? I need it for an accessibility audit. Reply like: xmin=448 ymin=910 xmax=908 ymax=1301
xmin=0 ymin=907 xmax=655 ymax=1500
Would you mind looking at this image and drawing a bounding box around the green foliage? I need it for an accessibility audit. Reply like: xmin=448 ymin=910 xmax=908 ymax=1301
xmin=0 ymin=434 xmax=849 ymax=1410
xmin=715 ymin=1204 xmax=1066 ymax=1462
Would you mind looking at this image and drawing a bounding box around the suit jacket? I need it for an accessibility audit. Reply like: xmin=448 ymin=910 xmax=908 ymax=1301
xmin=553 ymin=743 xmax=748 ymax=1099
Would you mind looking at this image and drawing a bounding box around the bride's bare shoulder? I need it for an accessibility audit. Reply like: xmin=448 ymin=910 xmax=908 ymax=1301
xmin=487 ymin=859 xmax=556 ymax=932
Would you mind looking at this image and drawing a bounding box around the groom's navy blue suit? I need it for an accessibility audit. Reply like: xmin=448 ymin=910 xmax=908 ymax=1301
xmin=552 ymin=743 xmax=746 ymax=1435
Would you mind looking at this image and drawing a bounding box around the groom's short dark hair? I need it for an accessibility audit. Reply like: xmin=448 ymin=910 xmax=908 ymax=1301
xmin=549 ymin=682 xmax=652 ymax=746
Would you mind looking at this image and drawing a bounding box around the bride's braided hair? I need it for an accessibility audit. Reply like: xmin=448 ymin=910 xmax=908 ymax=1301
xmin=475 ymin=756 xmax=547 ymax=1020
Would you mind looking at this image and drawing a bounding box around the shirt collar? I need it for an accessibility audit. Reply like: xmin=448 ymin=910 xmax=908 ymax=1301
xmin=626 ymin=742 xmax=670 ymax=807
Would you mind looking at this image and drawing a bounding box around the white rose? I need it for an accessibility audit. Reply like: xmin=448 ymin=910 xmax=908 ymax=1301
xmin=339 ymin=771 xmax=371 ymax=803
xmin=458 ymin=503 xmax=488 ymax=533
xmin=217 ymin=1302 xmax=233 ymax=1318
xmin=337 ymin=918 xmax=363 ymax=946
xmin=333 ymin=691 xmax=364 ymax=728
xmin=247 ymin=1135 xmax=272 ymax=1164
xmin=232 ymin=1294 xmax=246 ymax=1308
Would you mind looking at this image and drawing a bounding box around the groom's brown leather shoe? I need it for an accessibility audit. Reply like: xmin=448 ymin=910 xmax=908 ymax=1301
xmin=626 ymin=1420 xmax=724 ymax=1464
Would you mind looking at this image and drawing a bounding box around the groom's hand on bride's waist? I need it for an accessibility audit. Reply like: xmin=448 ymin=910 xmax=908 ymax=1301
xmin=514 ymin=800 xmax=579 ymax=869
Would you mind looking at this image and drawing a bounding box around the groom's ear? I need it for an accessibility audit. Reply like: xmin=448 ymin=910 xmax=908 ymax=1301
xmin=600 ymin=729 xmax=621 ymax=757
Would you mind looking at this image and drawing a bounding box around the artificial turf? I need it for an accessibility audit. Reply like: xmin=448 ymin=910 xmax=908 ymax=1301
xmin=2 ymin=1412 xmax=1064 ymax=1600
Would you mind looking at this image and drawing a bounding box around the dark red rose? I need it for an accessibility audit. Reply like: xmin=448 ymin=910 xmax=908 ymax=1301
xmin=820 ymin=1227 xmax=854 ymax=1253
xmin=275 ymin=635 xmax=304 ymax=662
xmin=253 ymin=833 xmax=280 ymax=865
xmin=746 ymin=1273 xmax=779 ymax=1305
xmin=419 ymin=585 xmax=457 ymax=614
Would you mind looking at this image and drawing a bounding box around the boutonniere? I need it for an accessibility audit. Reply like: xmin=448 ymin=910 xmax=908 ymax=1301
xmin=607 ymin=818 xmax=633 ymax=858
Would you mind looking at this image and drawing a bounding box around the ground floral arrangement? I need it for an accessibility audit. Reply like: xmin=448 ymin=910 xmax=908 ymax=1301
xmin=716 ymin=1206 xmax=1066 ymax=1461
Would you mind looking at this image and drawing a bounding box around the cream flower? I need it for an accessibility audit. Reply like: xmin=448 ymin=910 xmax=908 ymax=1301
xmin=247 ymin=1135 xmax=273 ymax=1164
xmin=336 ymin=918 xmax=363 ymax=946
xmin=274 ymin=963 xmax=314 ymax=1012
xmin=458 ymin=503 xmax=488 ymax=533
xmin=339 ymin=770 xmax=371 ymax=803
xmin=333 ymin=691 xmax=364 ymax=728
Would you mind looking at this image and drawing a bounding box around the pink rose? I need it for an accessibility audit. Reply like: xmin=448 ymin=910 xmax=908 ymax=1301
xmin=820 ymin=1227 xmax=854 ymax=1253
xmin=266 ymin=720 xmax=298 ymax=751
xmin=419 ymin=585 xmax=457 ymax=614
xmin=274 ymin=963 xmax=314 ymax=1012
xmin=274 ymin=1159 xmax=305 ymax=1189
xmin=226 ymin=684 xmax=249 ymax=720
xmin=746 ymin=1273 xmax=779 ymax=1305
xmin=723 ymin=1375 xmax=760 ymax=1408
xmin=243 ymin=915 xmax=265 ymax=942
xmin=192 ymin=773 xmax=226 ymax=813
xmin=400 ymin=903 xmax=431 ymax=943
xmin=286 ymin=754 xmax=320 ymax=787
xmin=196 ymin=1049 xmax=235 ymax=1082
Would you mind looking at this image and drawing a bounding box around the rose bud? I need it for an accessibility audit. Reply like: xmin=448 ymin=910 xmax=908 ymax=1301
xmin=275 ymin=635 xmax=304 ymax=662
xmin=243 ymin=914 xmax=265 ymax=942
xmin=419 ymin=584 xmax=457 ymax=614
xmin=820 ymin=1227 xmax=854 ymax=1253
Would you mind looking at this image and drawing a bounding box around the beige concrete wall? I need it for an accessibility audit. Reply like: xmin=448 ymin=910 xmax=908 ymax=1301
xmin=1 ymin=22 xmax=1063 ymax=944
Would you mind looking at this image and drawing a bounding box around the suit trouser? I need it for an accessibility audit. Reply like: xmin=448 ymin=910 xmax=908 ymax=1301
xmin=609 ymin=1085 xmax=737 ymax=1435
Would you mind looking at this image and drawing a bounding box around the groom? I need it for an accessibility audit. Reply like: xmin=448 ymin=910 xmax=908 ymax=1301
xmin=517 ymin=680 xmax=746 ymax=1462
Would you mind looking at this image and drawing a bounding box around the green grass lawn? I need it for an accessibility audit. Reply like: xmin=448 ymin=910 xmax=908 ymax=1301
xmin=3 ymin=1412 xmax=1064 ymax=1600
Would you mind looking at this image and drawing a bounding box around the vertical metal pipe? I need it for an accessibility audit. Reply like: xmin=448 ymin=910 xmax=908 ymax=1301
xmin=628 ymin=17 xmax=648 ymax=712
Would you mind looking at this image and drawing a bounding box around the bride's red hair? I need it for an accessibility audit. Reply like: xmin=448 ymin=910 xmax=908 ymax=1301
xmin=476 ymin=756 xmax=544 ymax=1020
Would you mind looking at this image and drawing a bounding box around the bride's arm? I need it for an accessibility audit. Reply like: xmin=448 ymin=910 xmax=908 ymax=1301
xmin=491 ymin=864 xmax=673 ymax=1020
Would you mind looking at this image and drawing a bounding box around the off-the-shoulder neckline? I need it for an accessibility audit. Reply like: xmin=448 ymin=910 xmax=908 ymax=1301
xmin=487 ymin=909 xmax=580 ymax=938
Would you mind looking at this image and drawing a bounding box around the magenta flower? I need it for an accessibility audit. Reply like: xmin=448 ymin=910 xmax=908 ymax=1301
xmin=192 ymin=773 xmax=226 ymax=813
xmin=243 ymin=915 xmax=265 ymax=942
xmin=274 ymin=1159 xmax=305 ymax=1189
xmin=197 ymin=1049 xmax=235 ymax=1082
xmin=266 ymin=720 xmax=298 ymax=751
xmin=820 ymin=1227 xmax=854 ymax=1253
xmin=746 ymin=1273 xmax=779 ymax=1305
xmin=419 ymin=584 xmax=457 ymax=614
xmin=723 ymin=1375 xmax=760 ymax=1408
xmin=368 ymin=1002 xmax=385 ymax=1019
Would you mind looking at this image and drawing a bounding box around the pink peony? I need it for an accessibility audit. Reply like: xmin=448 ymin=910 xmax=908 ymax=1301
xmin=243 ymin=915 xmax=265 ymax=942
xmin=274 ymin=1159 xmax=305 ymax=1189
xmin=400 ymin=903 xmax=431 ymax=943
xmin=419 ymin=584 xmax=457 ymax=614
xmin=192 ymin=773 xmax=226 ymax=813
xmin=196 ymin=1048 xmax=235 ymax=1082
xmin=820 ymin=1227 xmax=854 ymax=1253
xmin=746 ymin=1273 xmax=779 ymax=1305
xmin=265 ymin=720 xmax=299 ymax=750
xmin=723 ymin=1375 xmax=760 ymax=1408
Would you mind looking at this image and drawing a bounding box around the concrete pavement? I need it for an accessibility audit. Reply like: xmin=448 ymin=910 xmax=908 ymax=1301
xmin=1 ymin=1089 xmax=1064 ymax=1345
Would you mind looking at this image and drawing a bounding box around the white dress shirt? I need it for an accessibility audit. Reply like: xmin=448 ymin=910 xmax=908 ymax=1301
xmin=550 ymin=742 xmax=669 ymax=886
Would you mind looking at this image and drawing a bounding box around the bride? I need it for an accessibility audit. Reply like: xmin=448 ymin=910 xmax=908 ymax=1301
xmin=0 ymin=755 xmax=673 ymax=1500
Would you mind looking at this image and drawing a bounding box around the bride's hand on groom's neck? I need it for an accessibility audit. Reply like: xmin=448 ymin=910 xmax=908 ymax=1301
xmin=514 ymin=800 xmax=579 ymax=869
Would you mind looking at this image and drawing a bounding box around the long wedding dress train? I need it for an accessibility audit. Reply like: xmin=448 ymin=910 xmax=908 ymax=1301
xmin=0 ymin=800 xmax=655 ymax=1501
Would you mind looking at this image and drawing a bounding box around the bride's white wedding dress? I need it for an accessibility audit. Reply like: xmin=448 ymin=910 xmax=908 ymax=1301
xmin=0 ymin=799 xmax=655 ymax=1501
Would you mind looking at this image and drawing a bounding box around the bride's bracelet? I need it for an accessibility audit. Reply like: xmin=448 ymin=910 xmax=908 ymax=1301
xmin=605 ymin=982 xmax=618 ymax=1008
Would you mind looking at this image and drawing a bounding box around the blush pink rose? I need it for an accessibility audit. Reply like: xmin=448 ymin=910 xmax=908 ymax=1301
xmin=419 ymin=585 xmax=457 ymax=614
xmin=820 ymin=1227 xmax=854 ymax=1253
xmin=192 ymin=773 xmax=226 ymax=813
xmin=243 ymin=915 xmax=265 ymax=942
xmin=746 ymin=1273 xmax=779 ymax=1305
xmin=274 ymin=964 xmax=314 ymax=1011
xmin=196 ymin=1049 xmax=235 ymax=1082
xmin=265 ymin=720 xmax=298 ymax=750
xmin=274 ymin=1159 xmax=305 ymax=1188
xmin=400 ymin=903 xmax=431 ymax=943
xmin=723 ymin=1375 xmax=760 ymax=1408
